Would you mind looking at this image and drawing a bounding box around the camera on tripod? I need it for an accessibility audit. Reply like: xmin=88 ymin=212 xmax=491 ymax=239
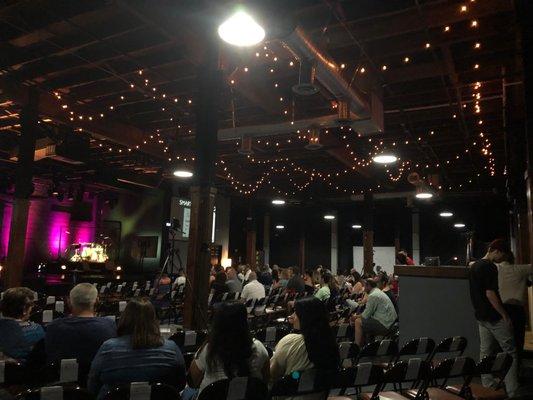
xmin=165 ymin=218 xmax=181 ymax=232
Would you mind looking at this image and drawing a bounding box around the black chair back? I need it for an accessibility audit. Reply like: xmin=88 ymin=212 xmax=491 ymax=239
xmin=198 ymin=377 xmax=268 ymax=400
xmin=254 ymin=326 xmax=289 ymax=347
xmin=0 ymin=361 xmax=25 ymax=386
xmin=270 ymin=369 xmax=335 ymax=399
xmin=432 ymin=356 xmax=476 ymax=396
xmin=169 ymin=330 xmax=207 ymax=353
xmin=333 ymin=324 xmax=354 ymax=342
xmin=381 ymin=359 xmax=432 ymax=397
xmin=338 ymin=342 xmax=360 ymax=368
xmin=477 ymin=352 xmax=513 ymax=390
xmin=16 ymin=386 xmax=94 ymax=400
xmin=356 ymin=339 xmax=398 ymax=364
xmin=103 ymin=382 xmax=180 ymax=400
xmin=428 ymin=336 xmax=467 ymax=364
xmin=331 ymin=362 xmax=384 ymax=396
xmin=395 ymin=337 xmax=436 ymax=362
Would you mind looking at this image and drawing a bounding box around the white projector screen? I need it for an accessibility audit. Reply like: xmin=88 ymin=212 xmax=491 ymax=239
xmin=352 ymin=246 xmax=396 ymax=275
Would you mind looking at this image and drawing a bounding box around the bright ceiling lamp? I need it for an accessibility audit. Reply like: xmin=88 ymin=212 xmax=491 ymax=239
xmin=352 ymin=224 xmax=362 ymax=229
xmin=173 ymin=168 xmax=193 ymax=178
xmin=439 ymin=211 xmax=454 ymax=217
xmin=218 ymin=10 xmax=265 ymax=47
xmin=373 ymin=153 xmax=398 ymax=164
xmin=324 ymin=214 xmax=335 ymax=220
xmin=275 ymin=225 xmax=285 ymax=229
xmin=454 ymin=223 xmax=466 ymax=228
xmin=415 ymin=187 xmax=433 ymax=199
xmin=271 ymin=199 xmax=285 ymax=205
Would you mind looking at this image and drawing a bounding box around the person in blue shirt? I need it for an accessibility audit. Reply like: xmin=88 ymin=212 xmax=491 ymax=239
xmin=88 ymin=297 xmax=185 ymax=399
xmin=0 ymin=287 xmax=44 ymax=361
xmin=45 ymin=283 xmax=116 ymax=366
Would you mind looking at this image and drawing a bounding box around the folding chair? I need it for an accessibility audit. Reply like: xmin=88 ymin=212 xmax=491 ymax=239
xmin=428 ymin=336 xmax=467 ymax=367
xmin=103 ymin=382 xmax=180 ymax=400
xmin=29 ymin=310 xmax=64 ymax=325
xmin=393 ymin=338 xmax=436 ymax=363
xmin=448 ymin=353 xmax=513 ymax=400
xmin=0 ymin=360 xmax=25 ymax=390
xmin=198 ymin=376 xmax=268 ymax=400
xmin=360 ymin=359 xmax=432 ymax=400
xmin=405 ymin=356 xmax=476 ymax=400
xmin=338 ymin=342 xmax=360 ymax=368
xmin=329 ymin=362 xmax=385 ymax=398
xmin=169 ymin=330 xmax=208 ymax=354
xmin=270 ymin=369 xmax=335 ymax=400
xmin=15 ymin=386 xmax=94 ymax=400
xmin=333 ymin=324 xmax=354 ymax=342
xmin=355 ymin=339 xmax=399 ymax=366
xmin=254 ymin=326 xmax=289 ymax=348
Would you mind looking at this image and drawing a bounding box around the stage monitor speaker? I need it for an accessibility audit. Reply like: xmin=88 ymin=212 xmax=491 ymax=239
xmin=131 ymin=236 xmax=159 ymax=259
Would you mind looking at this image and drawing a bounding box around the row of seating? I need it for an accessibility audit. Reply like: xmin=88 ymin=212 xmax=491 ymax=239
xmin=5 ymin=352 xmax=511 ymax=400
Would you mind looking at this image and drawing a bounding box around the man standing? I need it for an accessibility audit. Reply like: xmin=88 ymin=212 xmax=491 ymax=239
xmin=45 ymin=283 xmax=116 ymax=366
xmin=469 ymin=239 xmax=518 ymax=397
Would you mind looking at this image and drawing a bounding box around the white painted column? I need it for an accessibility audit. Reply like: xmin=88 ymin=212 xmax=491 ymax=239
xmin=331 ymin=214 xmax=338 ymax=274
xmin=412 ymin=209 xmax=420 ymax=265
xmin=214 ymin=195 xmax=230 ymax=263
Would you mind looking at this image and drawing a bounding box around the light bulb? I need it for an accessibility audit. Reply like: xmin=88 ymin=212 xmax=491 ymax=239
xmin=218 ymin=11 xmax=265 ymax=47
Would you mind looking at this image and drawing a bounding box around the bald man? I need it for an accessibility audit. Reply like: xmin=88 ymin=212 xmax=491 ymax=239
xmin=241 ymin=272 xmax=266 ymax=301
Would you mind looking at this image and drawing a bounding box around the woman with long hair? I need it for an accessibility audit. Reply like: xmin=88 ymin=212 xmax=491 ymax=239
xmin=210 ymin=271 xmax=229 ymax=303
xmin=88 ymin=298 xmax=185 ymax=399
xmin=270 ymin=297 xmax=339 ymax=393
xmin=186 ymin=302 xmax=269 ymax=398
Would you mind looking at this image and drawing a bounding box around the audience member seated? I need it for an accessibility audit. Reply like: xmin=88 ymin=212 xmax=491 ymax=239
xmin=185 ymin=302 xmax=269 ymax=400
xmin=376 ymin=272 xmax=398 ymax=313
xmin=258 ymin=265 xmax=273 ymax=287
xmin=209 ymin=265 xmax=223 ymax=285
xmin=88 ymin=298 xmax=185 ymax=399
xmin=286 ymin=267 xmax=305 ymax=295
xmin=270 ymin=297 xmax=339 ymax=387
xmin=0 ymin=287 xmax=44 ymax=362
xmin=314 ymin=271 xmax=332 ymax=302
xmin=277 ymin=268 xmax=290 ymax=289
xmin=351 ymin=279 xmax=398 ymax=346
xmin=225 ymin=267 xmax=243 ymax=293
xmin=210 ymin=271 xmax=229 ymax=302
xmin=303 ymin=270 xmax=316 ymax=296
xmin=45 ymin=283 xmax=116 ymax=365
xmin=241 ymin=272 xmax=265 ymax=301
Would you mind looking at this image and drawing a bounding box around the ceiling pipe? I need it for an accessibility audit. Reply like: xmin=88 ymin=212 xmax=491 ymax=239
xmin=281 ymin=26 xmax=383 ymax=133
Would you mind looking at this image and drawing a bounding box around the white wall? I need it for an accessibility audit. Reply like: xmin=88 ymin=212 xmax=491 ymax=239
xmin=353 ymin=246 xmax=396 ymax=274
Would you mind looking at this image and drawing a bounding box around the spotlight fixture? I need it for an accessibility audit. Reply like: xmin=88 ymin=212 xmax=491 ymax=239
xmin=454 ymin=223 xmax=466 ymax=228
xmin=324 ymin=214 xmax=335 ymax=220
xmin=173 ymin=168 xmax=193 ymax=178
xmin=439 ymin=211 xmax=454 ymax=217
xmin=60 ymin=265 xmax=67 ymax=270
xmin=373 ymin=153 xmax=398 ymax=164
xmin=218 ymin=10 xmax=265 ymax=47
xmin=271 ymin=199 xmax=285 ymax=205
xmin=275 ymin=225 xmax=285 ymax=230
xmin=352 ymin=224 xmax=362 ymax=229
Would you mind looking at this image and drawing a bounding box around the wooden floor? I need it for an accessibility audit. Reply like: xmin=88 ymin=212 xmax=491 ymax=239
xmin=525 ymin=330 xmax=533 ymax=352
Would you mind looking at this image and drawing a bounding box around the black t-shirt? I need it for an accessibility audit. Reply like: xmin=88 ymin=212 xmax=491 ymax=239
xmin=286 ymin=276 xmax=305 ymax=294
xmin=468 ymin=259 xmax=501 ymax=322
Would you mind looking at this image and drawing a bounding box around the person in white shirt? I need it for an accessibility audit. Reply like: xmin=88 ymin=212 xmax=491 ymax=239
xmin=497 ymin=250 xmax=532 ymax=360
xmin=240 ymin=272 xmax=265 ymax=301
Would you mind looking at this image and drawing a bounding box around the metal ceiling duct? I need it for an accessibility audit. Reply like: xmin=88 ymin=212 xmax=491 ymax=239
xmin=282 ymin=26 xmax=375 ymax=121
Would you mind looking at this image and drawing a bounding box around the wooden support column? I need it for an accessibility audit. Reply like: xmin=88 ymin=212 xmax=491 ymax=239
xmin=298 ymin=232 xmax=306 ymax=272
xmin=363 ymin=193 xmax=374 ymax=275
xmin=245 ymin=208 xmax=257 ymax=268
xmin=517 ymin=0 xmax=533 ymax=264
xmin=330 ymin=214 xmax=338 ymax=275
xmin=411 ymin=208 xmax=420 ymax=265
xmin=4 ymin=90 xmax=39 ymax=288
xmin=263 ymin=214 xmax=270 ymax=267
xmin=183 ymin=29 xmax=220 ymax=330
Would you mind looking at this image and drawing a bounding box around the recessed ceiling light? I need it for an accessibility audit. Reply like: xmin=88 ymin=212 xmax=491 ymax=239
xmin=173 ymin=169 xmax=193 ymax=178
xmin=415 ymin=192 xmax=433 ymax=199
xmin=324 ymin=215 xmax=335 ymax=220
xmin=271 ymin=199 xmax=285 ymax=205
xmin=439 ymin=211 xmax=454 ymax=217
xmin=352 ymin=224 xmax=362 ymax=229
xmin=454 ymin=223 xmax=466 ymax=228
xmin=373 ymin=154 xmax=398 ymax=164
xmin=218 ymin=10 xmax=265 ymax=47
xmin=275 ymin=225 xmax=285 ymax=229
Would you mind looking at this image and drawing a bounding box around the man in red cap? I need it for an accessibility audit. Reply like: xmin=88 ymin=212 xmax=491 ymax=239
xmin=468 ymin=239 xmax=518 ymax=396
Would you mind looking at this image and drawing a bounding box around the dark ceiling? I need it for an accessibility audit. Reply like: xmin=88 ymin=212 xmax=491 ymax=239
xmin=0 ymin=0 xmax=522 ymax=201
